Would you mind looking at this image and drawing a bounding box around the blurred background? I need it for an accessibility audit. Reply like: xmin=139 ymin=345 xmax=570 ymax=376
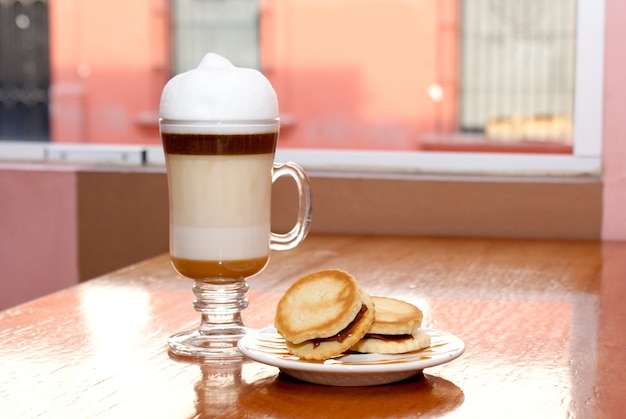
xmin=4 ymin=0 xmax=614 ymax=311
xmin=1 ymin=0 xmax=576 ymax=153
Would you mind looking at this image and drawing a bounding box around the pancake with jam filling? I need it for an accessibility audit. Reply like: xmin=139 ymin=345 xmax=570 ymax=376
xmin=350 ymin=296 xmax=431 ymax=354
xmin=274 ymin=269 xmax=375 ymax=360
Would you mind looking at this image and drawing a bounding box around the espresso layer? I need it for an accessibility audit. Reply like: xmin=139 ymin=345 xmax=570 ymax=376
xmin=162 ymin=132 xmax=277 ymax=156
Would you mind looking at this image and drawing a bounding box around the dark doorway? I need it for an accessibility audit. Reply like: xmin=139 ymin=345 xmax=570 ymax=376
xmin=0 ymin=0 xmax=50 ymax=142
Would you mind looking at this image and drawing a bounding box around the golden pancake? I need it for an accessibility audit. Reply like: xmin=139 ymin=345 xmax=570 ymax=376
xmin=285 ymin=290 xmax=375 ymax=360
xmin=350 ymin=296 xmax=430 ymax=354
xmin=368 ymin=296 xmax=423 ymax=335
xmin=275 ymin=269 xmax=364 ymax=344
xmin=350 ymin=328 xmax=431 ymax=354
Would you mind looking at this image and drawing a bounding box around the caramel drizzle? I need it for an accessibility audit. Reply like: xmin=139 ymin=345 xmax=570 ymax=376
xmin=311 ymin=304 xmax=368 ymax=348
xmin=250 ymin=329 xmax=463 ymax=366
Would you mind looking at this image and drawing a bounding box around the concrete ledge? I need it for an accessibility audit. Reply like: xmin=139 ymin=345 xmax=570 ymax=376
xmin=0 ymin=162 xmax=602 ymax=310
xmin=272 ymin=171 xmax=602 ymax=240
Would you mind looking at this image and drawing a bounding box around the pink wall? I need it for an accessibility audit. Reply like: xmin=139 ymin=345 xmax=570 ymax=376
xmin=49 ymin=0 xmax=169 ymax=145
xmin=0 ymin=165 xmax=79 ymax=310
xmin=0 ymin=165 xmax=170 ymax=311
xmin=263 ymin=0 xmax=449 ymax=150
xmin=49 ymin=0 xmax=446 ymax=150
xmin=602 ymin=0 xmax=626 ymax=240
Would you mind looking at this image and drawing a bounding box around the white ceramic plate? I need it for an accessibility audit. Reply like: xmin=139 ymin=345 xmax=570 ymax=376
xmin=238 ymin=327 xmax=465 ymax=386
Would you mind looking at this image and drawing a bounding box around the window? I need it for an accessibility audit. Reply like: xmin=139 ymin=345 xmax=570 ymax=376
xmin=274 ymin=0 xmax=604 ymax=176
xmin=172 ymin=0 xmax=260 ymax=73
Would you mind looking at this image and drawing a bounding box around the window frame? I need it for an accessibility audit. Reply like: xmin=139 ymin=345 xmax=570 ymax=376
xmin=277 ymin=0 xmax=604 ymax=177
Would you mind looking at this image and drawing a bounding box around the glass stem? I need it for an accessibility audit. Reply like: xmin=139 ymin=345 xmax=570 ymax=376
xmin=192 ymin=280 xmax=249 ymax=335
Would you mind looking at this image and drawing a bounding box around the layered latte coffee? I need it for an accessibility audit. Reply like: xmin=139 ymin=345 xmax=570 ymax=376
xmin=159 ymin=53 xmax=283 ymax=281
xmin=162 ymin=129 xmax=277 ymax=279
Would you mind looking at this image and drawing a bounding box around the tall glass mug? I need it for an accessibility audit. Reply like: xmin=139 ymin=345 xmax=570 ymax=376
xmin=160 ymin=118 xmax=312 ymax=358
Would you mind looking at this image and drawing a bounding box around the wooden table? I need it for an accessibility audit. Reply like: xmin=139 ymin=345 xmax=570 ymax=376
xmin=1 ymin=234 xmax=625 ymax=418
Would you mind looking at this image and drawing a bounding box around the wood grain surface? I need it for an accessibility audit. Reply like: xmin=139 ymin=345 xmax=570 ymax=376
xmin=1 ymin=234 xmax=624 ymax=418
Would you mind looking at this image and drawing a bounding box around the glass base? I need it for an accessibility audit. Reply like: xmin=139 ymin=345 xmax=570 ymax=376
xmin=168 ymin=327 xmax=247 ymax=359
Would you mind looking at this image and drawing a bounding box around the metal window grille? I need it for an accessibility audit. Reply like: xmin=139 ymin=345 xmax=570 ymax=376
xmin=172 ymin=0 xmax=260 ymax=74
xmin=460 ymin=0 xmax=577 ymax=143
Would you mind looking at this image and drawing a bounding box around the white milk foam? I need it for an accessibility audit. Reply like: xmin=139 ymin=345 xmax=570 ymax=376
xmin=167 ymin=153 xmax=273 ymax=261
xmin=159 ymin=53 xmax=278 ymax=122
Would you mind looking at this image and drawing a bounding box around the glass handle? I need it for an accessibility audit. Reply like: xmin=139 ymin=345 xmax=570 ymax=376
xmin=270 ymin=162 xmax=312 ymax=251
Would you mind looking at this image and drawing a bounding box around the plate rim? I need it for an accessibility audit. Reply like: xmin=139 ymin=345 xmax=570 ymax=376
xmin=238 ymin=326 xmax=465 ymax=375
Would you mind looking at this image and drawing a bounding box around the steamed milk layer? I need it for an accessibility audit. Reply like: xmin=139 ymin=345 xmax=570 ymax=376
xmin=159 ymin=53 xmax=280 ymax=279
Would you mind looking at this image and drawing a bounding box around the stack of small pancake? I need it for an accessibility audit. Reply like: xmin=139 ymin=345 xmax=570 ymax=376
xmin=274 ymin=269 xmax=431 ymax=360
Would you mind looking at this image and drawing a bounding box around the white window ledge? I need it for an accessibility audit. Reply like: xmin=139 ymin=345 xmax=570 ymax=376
xmin=276 ymin=149 xmax=602 ymax=177
xmin=0 ymin=141 xmax=600 ymax=177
